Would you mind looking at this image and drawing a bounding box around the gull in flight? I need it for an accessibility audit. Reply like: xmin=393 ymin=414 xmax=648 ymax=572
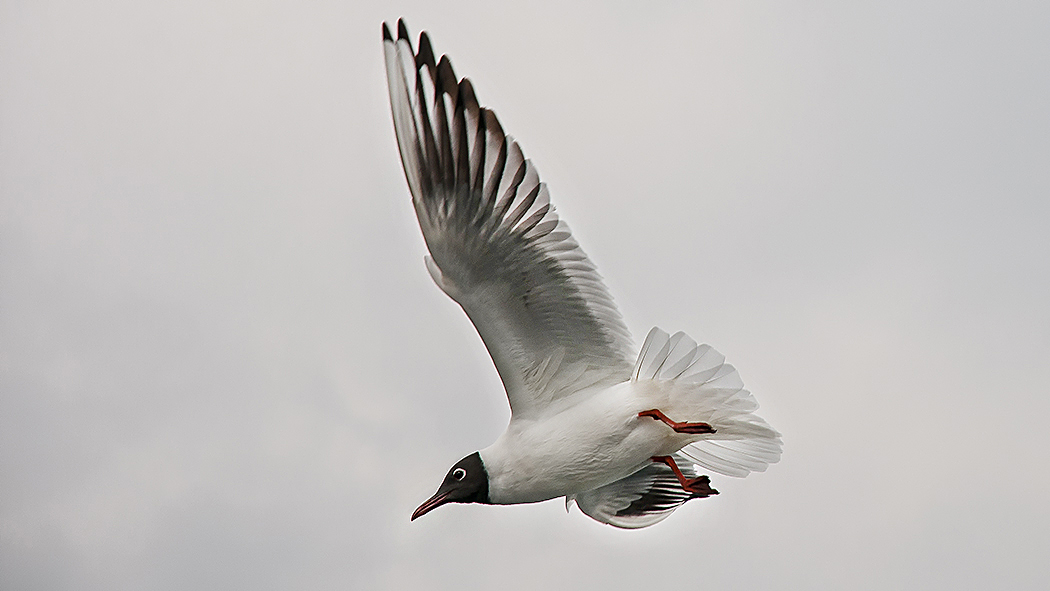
xmin=383 ymin=20 xmax=782 ymax=528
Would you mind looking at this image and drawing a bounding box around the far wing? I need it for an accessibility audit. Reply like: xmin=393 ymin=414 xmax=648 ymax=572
xmin=382 ymin=21 xmax=634 ymax=418
xmin=570 ymin=454 xmax=716 ymax=529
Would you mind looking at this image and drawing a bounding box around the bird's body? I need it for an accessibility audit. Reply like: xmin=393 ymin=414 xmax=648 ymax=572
xmin=383 ymin=20 xmax=782 ymax=528
xmin=483 ymin=381 xmax=676 ymax=505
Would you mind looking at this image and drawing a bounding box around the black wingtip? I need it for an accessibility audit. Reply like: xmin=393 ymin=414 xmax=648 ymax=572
xmin=382 ymin=22 xmax=392 ymax=42
xmin=458 ymin=78 xmax=479 ymax=112
xmin=436 ymin=55 xmax=458 ymax=95
xmin=417 ymin=31 xmax=436 ymax=69
xmin=397 ymin=18 xmax=409 ymax=41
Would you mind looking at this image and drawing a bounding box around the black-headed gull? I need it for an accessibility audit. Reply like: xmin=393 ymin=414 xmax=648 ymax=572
xmin=383 ymin=20 xmax=781 ymax=529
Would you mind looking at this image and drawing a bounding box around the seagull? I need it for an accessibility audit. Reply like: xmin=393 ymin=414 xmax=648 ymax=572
xmin=383 ymin=20 xmax=782 ymax=528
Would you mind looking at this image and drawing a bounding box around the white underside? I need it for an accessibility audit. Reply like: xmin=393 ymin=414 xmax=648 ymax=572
xmin=481 ymin=380 xmax=681 ymax=504
xmin=480 ymin=328 xmax=781 ymax=509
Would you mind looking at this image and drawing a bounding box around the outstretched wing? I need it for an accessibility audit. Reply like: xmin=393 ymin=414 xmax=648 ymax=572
xmin=570 ymin=454 xmax=717 ymax=529
xmin=382 ymin=21 xmax=634 ymax=419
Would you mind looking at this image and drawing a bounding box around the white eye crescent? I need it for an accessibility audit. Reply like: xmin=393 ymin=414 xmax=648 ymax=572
xmin=452 ymin=467 xmax=466 ymax=481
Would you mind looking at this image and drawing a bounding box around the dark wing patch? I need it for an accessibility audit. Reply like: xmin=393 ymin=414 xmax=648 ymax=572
xmin=616 ymin=469 xmax=717 ymax=518
xmin=574 ymin=456 xmax=718 ymax=529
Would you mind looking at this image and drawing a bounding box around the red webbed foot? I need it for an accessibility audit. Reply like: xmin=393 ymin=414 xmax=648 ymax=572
xmin=651 ymin=456 xmax=719 ymax=497
xmin=638 ymin=409 xmax=716 ymax=434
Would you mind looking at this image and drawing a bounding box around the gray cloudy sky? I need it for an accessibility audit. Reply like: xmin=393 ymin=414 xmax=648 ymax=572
xmin=2 ymin=1 xmax=1049 ymax=589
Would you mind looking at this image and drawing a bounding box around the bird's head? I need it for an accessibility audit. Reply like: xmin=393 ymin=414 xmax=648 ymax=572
xmin=411 ymin=451 xmax=490 ymax=520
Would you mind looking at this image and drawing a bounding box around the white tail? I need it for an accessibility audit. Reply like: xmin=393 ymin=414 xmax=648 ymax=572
xmin=633 ymin=327 xmax=783 ymax=477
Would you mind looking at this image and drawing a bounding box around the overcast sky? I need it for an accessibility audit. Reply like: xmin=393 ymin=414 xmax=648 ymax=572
xmin=2 ymin=1 xmax=1049 ymax=589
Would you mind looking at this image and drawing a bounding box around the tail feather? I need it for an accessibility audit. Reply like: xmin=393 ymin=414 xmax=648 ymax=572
xmin=680 ymin=437 xmax=782 ymax=478
xmin=633 ymin=327 xmax=783 ymax=477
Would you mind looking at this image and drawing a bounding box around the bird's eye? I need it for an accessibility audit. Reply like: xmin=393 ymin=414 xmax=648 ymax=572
xmin=452 ymin=468 xmax=466 ymax=481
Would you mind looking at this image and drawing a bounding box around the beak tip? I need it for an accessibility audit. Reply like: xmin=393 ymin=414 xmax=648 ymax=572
xmin=411 ymin=491 xmax=450 ymax=522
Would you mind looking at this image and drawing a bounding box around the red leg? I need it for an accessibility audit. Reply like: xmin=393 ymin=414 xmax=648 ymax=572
xmin=638 ymin=409 xmax=716 ymax=434
xmin=651 ymin=456 xmax=719 ymax=497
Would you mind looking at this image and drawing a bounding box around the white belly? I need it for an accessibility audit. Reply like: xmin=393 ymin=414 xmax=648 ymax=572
xmin=480 ymin=381 xmax=690 ymax=505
